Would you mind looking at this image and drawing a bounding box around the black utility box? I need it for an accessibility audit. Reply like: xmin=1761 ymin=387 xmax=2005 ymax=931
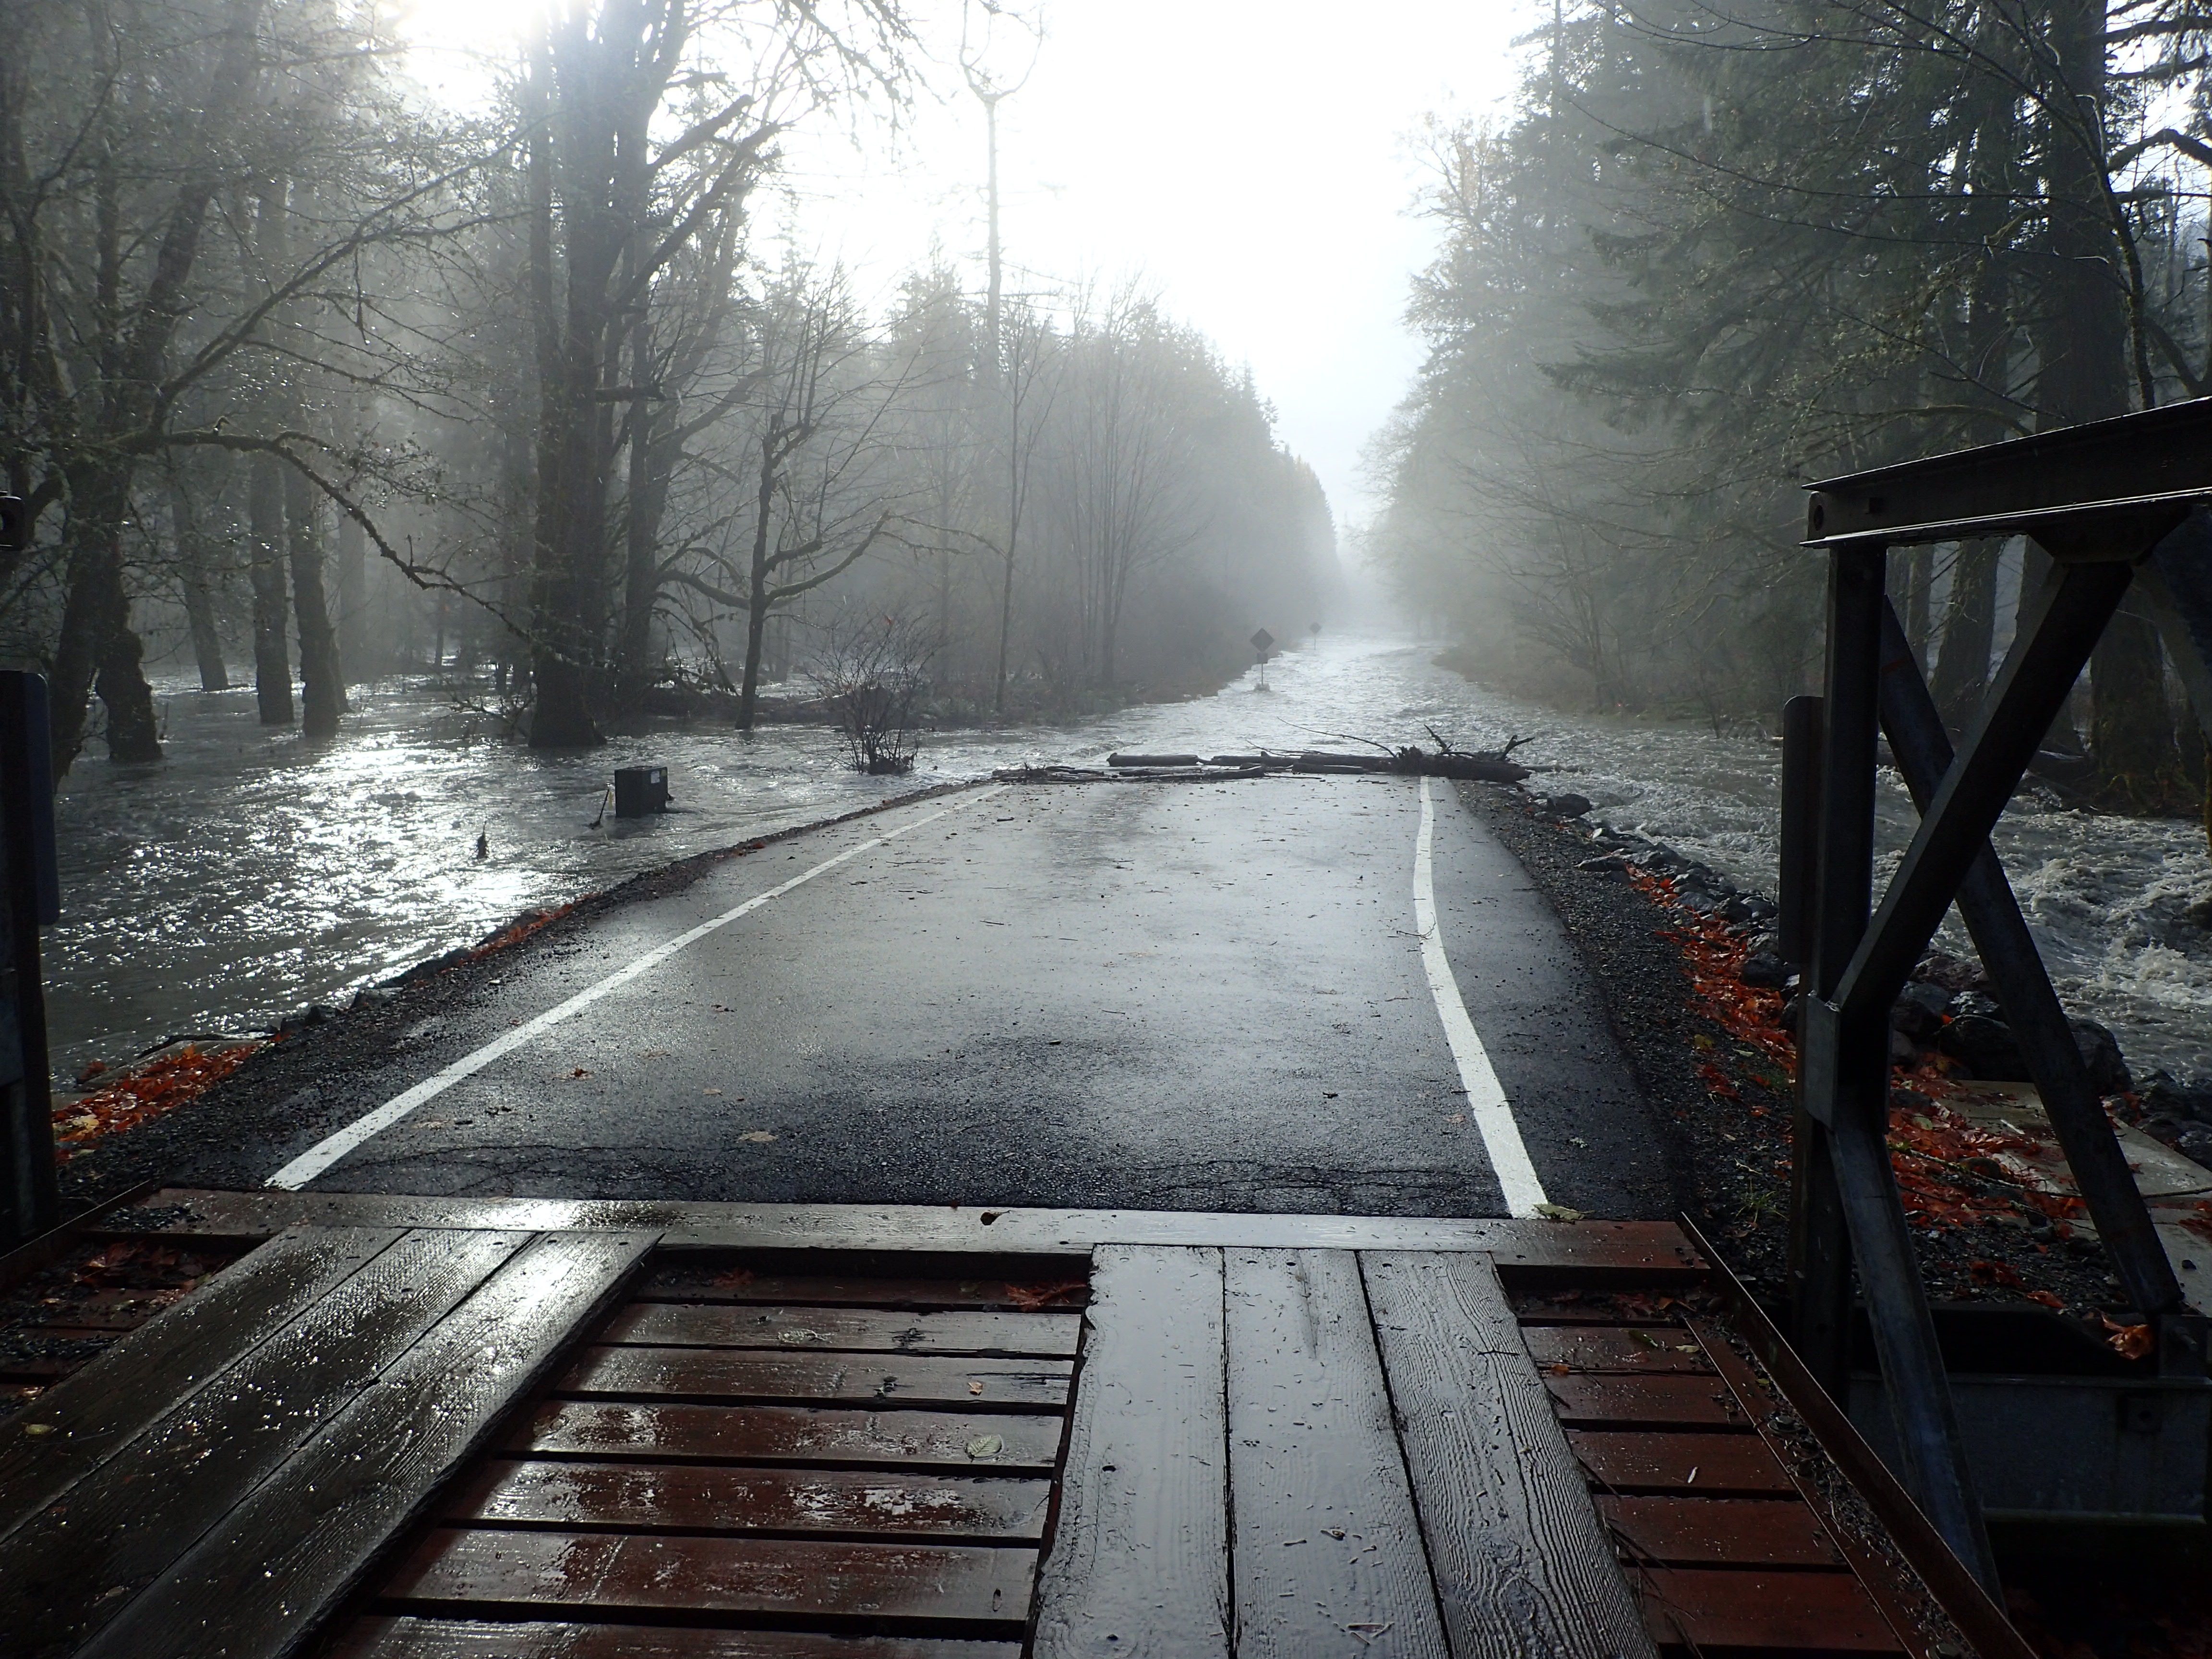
xmin=613 ymin=766 xmax=669 ymax=817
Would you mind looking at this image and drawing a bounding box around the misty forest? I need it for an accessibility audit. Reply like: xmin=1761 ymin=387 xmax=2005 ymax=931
xmin=3 ymin=0 xmax=2212 ymax=1085
xmin=1 ymin=0 xmax=1335 ymax=775
xmin=1374 ymin=0 xmax=2212 ymax=821
xmin=14 ymin=7 xmax=2212 ymax=1643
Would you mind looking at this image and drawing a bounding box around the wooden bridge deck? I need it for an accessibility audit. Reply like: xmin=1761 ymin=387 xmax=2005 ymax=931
xmin=0 ymin=1192 xmax=2027 ymax=1658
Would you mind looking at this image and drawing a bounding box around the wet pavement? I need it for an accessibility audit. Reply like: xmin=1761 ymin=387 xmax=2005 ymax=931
xmin=52 ymin=634 xmax=2212 ymax=1085
xmin=173 ymin=775 xmax=1673 ymax=1219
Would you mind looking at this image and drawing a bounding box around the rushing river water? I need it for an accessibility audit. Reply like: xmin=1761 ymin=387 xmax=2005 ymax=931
xmin=49 ymin=634 xmax=2212 ymax=1084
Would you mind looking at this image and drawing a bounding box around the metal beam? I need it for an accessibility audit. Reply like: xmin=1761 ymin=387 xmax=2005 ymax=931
xmin=1875 ymin=601 xmax=2184 ymax=1323
xmin=1795 ymin=548 xmax=1997 ymax=1588
xmin=1804 ymin=397 xmax=2212 ymax=547
xmin=1832 ymin=561 xmax=2134 ymax=1032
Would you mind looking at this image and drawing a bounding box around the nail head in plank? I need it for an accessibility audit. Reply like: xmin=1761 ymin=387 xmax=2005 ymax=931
xmin=518 ymin=1401 xmax=1063 ymax=1471
xmin=331 ymin=1618 xmax=1021 ymax=1658
xmin=558 ymin=1346 xmax=1071 ymax=1409
xmin=601 ymin=1303 xmax=1081 ymax=1357
xmin=1521 ymin=1324 xmax=1716 ymax=1374
xmin=381 ymin=1528 xmax=1036 ymax=1627
xmin=1595 ymin=1496 xmax=1844 ymax=1568
xmin=448 ymin=1458 xmax=1054 ymax=1540
xmin=0 ymin=1226 xmax=402 ymax=1530
xmin=1361 ymin=1251 xmax=1659 ymax=1659
xmin=1223 ymin=1249 xmax=1447 ymax=1659
xmin=0 ymin=1228 xmax=534 ymax=1659
xmin=76 ymin=1229 xmax=657 ymax=1659
xmin=1566 ymin=1430 xmax=1797 ymax=1496
xmin=1629 ymin=1566 xmax=1906 ymax=1652
xmin=1032 ymin=1245 xmax=1230 ymax=1659
xmin=1543 ymin=1372 xmax=1747 ymax=1429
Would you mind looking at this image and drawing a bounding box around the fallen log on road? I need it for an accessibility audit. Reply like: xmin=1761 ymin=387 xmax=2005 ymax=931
xmin=994 ymin=764 xmax=1266 ymax=784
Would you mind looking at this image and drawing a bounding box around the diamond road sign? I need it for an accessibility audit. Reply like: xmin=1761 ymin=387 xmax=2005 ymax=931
xmin=1250 ymin=628 xmax=1275 ymax=656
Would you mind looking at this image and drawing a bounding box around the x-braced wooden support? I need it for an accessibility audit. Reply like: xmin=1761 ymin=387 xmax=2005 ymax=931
xmin=1787 ymin=406 xmax=2212 ymax=1594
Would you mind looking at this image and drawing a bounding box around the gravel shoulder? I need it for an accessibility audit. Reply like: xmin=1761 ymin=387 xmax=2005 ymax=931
xmin=1455 ymin=779 xmax=2133 ymax=1317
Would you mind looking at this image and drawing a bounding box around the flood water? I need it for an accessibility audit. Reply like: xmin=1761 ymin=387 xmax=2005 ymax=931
xmin=51 ymin=635 xmax=2212 ymax=1084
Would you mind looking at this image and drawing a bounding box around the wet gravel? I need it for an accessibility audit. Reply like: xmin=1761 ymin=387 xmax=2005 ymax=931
xmin=1456 ymin=780 xmax=2134 ymax=1321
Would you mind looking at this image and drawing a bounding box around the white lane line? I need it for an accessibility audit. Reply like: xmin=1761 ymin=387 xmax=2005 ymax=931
xmin=266 ymin=784 xmax=1010 ymax=1191
xmin=1415 ymin=775 xmax=1549 ymax=1218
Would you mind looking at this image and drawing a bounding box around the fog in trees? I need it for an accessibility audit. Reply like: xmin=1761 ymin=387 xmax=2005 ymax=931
xmin=1367 ymin=0 xmax=2212 ymax=821
xmin=0 ymin=0 xmax=1339 ymax=779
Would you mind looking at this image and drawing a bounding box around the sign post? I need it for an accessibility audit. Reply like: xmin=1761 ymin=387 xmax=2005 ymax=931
xmin=1250 ymin=627 xmax=1275 ymax=692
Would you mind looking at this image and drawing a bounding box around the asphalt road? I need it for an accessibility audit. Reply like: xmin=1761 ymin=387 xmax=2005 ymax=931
xmin=193 ymin=775 xmax=1674 ymax=1218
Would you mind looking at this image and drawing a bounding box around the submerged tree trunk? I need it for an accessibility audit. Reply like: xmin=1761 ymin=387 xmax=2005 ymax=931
xmin=181 ymin=569 xmax=228 ymax=692
xmin=171 ymin=481 xmax=230 ymax=691
xmin=41 ymin=0 xmax=264 ymax=778
xmin=49 ymin=463 xmax=163 ymax=771
xmin=2037 ymin=0 xmax=2180 ymax=805
xmin=248 ymin=454 xmax=293 ymax=726
xmin=735 ymin=428 xmax=779 ymax=733
xmin=2091 ymin=613 xmax=2179 ymax=809
xmin=1929 ymin=540 xmax=1998 ymax=728
xmin=285 ymin=465 xmax=343 ymax=738
xmin=1900 ymin=545 xmax=1932 ymax=668
xmin=335 ymin=506 xmax=365 ymax=679
xmin=615 ymin=308 xmax=673 ymax=712
xmin=993 ymin=544 xmax=1016 ymax=718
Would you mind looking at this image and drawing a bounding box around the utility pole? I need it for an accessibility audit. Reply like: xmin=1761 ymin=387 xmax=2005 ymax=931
xmin=961 ymin=4 xmax=1040 ymax=373
xmin=985 ymin=91 xmax=1004 ymax=353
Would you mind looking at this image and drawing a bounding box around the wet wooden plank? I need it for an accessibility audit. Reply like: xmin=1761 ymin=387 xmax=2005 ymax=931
xmin=557 ymin=1345 xmax=1072 ymax=1409
xmin=332 ymin=1618 xmax=1018 ymax=1658
xmin=640 ymin=1265 xmax=1089 ymax=1311
xmin=1032 ymin=1245 xmax=1229 ymax=1659
xmin=517 ymin=1401 xmax=1064 ymax=1471
xmin=1362 ymin=1251 xmax=1658 ymax=1659
xmin=1222 ymin=1248 xmax=1447 ymax=1659
xmin=0 ymin=1226 xmax=402 ymax=1530
xmin=601 ymin=1303 xmax=1081 ymax=1357
xmin=1567 ymin=1430 xmax=1796 ymax=1496
xmin=1542 ymin=1372 xmax=1745 ymax=1428
xmin=76 ymin=1229 xmax=656 ymax=1659
xmin=138 ymin=1189 xmax=1703 ymax=1269
xmin=381 ymin=1528 xmax=1036 ymax=1628
xmin=1630 ymin=1566 xmax=1905 ymax=1652
xmin=1596 ymin=1496 xmax=1843 ymax=1568
xmin=1522 ymin=1324 xmax=1715 ymax=1373
xmin=0 ymin=1228 xmax=532 ymax=1659
xmin=448 ymin=1458 xmax=1053 ymax=1540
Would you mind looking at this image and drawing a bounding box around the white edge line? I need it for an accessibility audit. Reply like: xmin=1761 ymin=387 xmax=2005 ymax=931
xmin=1416 ymin=775 xmax=1549 ymax=1217
xmin=266 ymin=784 xmax=1010 ymax=1190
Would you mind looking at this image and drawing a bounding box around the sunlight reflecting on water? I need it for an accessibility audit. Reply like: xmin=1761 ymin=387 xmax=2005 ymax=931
xmin=49 ymin=636 xmax=2212 ymax=1083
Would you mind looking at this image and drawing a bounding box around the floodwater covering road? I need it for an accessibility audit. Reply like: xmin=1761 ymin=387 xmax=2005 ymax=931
xmin=168 ymin=772 xmax=1670 ymax=1218
xmin=51 ymin=633 xmax=2212 ymax=1082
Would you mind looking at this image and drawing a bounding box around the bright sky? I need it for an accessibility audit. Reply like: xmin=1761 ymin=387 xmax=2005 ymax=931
xmin=394 ymin=1 xmax=1531 ymax=529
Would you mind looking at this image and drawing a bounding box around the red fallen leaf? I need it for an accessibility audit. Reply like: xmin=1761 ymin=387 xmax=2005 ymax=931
xmin=1006 ymin=1279 xmax=1088 ymax=1311
xmin=2025 ymin=1290 xmax=2066 ymax=1310
xmin=1969 ymin=1260 xmax=2024 ymax=1288
xmin=1696 ymin=1062 xmax=1740 ymax=1100
xmin=2102 ymin=1316 xmax=2154 ymax=1361
xmin=2183 ymin=1202 xmax=2212 ymax=1244
xmin=52 ymin=1042 xmax=266 ymax=1157
xmin=709 ymin=1267 xmax=756 ymax=1290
